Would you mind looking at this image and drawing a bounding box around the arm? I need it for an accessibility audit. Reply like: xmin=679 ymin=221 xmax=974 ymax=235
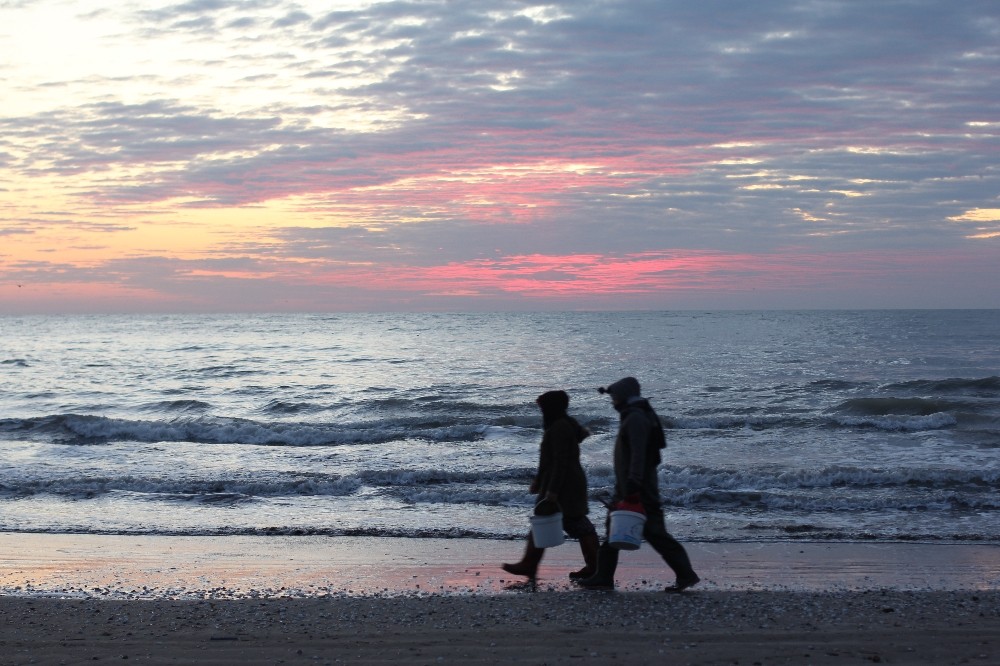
xmin=530 ymin=440 xmax=543 ymax=493
xmin=542 ymin=420 xmax=575 ymax=500
xmin=624 ymin=410 xmax=651 ymax=493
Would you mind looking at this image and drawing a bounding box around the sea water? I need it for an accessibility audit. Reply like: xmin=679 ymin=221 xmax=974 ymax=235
xmin=1 ymin=311 xmax=998 ymax=544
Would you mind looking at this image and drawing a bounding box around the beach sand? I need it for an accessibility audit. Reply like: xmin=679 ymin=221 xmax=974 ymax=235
xmin=2 ymin=533 xmax=999 ymax=664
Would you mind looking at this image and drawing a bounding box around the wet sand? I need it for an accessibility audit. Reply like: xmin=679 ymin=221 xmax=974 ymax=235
xmin=2 ymin=534 xmax=999 ymax=664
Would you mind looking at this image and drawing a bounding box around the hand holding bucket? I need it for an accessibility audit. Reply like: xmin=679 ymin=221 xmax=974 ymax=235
xmin=530 ymin=498 xmax=565 ymax=548
xmin=608 ymin=494 xmax=646 ymax=550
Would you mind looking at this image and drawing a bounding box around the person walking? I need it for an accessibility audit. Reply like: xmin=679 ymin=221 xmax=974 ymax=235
xmin=502 ymin=390 xmax=600 ymax=581
xmin=577 ymin=377 xmax=700 ymax=592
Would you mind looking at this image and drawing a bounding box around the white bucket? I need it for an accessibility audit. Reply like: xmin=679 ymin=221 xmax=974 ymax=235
xmin=530 ymin=512 xmax=565 ymax=548
xmin=608 ymin=510 xmax=646 ymax=550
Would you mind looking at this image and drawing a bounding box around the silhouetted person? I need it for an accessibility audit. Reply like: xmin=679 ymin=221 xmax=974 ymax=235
xmin=578 ymin=377 xmax=700 ymax=592
xmin=502 ymin=390 xmax=599 ymax=581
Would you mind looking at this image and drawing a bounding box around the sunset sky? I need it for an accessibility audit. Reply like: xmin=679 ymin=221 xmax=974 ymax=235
xmin=2 ymin=0 xmax=998 ymax=313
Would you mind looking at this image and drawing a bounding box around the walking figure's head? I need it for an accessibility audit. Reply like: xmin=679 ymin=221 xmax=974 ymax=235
xmin=536 ymin=390 xmax=570 ymax=419
xmin=598 ymin=376 xmax=641 ymax=407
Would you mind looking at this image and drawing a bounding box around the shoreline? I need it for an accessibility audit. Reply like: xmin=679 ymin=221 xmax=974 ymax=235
xmin=2 ymin=534 xmax=999 ymax=664
xmin=2 ymin=532 xmax=998 ymax=598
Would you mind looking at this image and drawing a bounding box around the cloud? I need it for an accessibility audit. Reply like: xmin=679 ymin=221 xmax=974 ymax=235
xmin=1 ymin=0 xmax=998 ymax=311
xmin=949 ymin=208 xmax=1000 ymax=240
xmin=0 ymin=226 xmax=36 ymax=237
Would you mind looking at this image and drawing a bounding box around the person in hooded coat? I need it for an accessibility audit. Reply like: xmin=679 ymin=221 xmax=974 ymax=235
xmin=577 ymin=376 xmax=700 ymax=592
xmin=502 ymin=390 xmax=599 ymax=581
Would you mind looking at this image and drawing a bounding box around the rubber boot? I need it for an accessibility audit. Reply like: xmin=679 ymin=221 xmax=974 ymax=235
xmin=501 ymin=532 xmax=545 ymax=580
xmin=568 ymin=532 xmax=600 ymax=580
xmin=576 ymin=542 xmax=618 ymax=590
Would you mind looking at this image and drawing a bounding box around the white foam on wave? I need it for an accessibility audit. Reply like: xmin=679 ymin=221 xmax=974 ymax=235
xmin=659 ymin=463 xmax=1000 ymax=491
xmin=4 ymin=475 xmax=365 ymax=499
xmin=41 ymin=414 xmax=494 ymax=446
xmin=832 ymin=412 xmax=957 ymax=431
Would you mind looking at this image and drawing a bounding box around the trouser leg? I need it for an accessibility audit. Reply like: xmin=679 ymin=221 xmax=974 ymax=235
xmin=577 ymin=542 xmax=618 ymax=589
xmin=642 ymin=508 xmax=698 ymax=581
xmin=563 ymin=515 xmax=598 ymax=579
xmin=571 ymin=531 xmax=600 ymax=579
xmin=577 ymin=512 xmax=618 ymax=589
xmin=501 ymin=531 xmax=545 ymax=579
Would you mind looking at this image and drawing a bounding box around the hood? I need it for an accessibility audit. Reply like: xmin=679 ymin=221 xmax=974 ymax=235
xmin=599 ymin=376 xmax=641 ymax=402
xmin=536 ymin=390 xmax=569 ymax=427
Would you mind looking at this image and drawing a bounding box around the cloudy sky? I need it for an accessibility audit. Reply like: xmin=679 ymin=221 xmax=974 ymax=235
xmin=1 ymin=0 xmax=998 ymax=312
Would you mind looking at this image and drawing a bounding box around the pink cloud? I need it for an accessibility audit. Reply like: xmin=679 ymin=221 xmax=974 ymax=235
xmin=305 ymin=249 xmax=915 ymax=299
xmin=5 ymin=245 xmax=997 ymax=312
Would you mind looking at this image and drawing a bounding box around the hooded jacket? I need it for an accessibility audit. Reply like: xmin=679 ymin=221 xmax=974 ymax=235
xmin=533 ymin=391 xmax=591 ymax=518
xmin=604 ymin=377 xmax=666 ymax=509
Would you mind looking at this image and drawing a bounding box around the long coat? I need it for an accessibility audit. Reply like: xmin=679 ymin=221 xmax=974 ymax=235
xmin=613 ymin=399 xmax=666 ymax=510
xmin=533 ymin=415 xmax=591 ymax=519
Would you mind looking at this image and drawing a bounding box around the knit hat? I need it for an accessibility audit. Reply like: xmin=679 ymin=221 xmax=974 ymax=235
xmin=598 ymin=377 xmax=641 ymax=401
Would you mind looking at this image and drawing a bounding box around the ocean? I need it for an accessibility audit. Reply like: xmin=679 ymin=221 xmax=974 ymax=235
xmin=1 ymin=311 xmax=998 ymax=545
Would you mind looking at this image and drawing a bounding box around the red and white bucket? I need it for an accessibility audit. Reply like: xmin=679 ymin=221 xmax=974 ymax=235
xmin=608 ymin=510 xmax=646 ymax=550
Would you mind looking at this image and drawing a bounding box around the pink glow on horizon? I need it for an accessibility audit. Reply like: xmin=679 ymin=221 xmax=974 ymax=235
xmin=309 ymin=249 xmax=926 ymax=298
xmin=2 ymin=246 xmax=995 ymax=313
xmin=0 ymin=281 xmax=183 ymax=314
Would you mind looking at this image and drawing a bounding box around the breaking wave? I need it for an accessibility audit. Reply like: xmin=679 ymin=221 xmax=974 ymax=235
xmin=0 ymin=414 xmax=510 ymax=446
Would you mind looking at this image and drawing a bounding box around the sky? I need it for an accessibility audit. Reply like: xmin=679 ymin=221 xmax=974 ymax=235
xmin=1 ymin=0 xmax=998 ymax=313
